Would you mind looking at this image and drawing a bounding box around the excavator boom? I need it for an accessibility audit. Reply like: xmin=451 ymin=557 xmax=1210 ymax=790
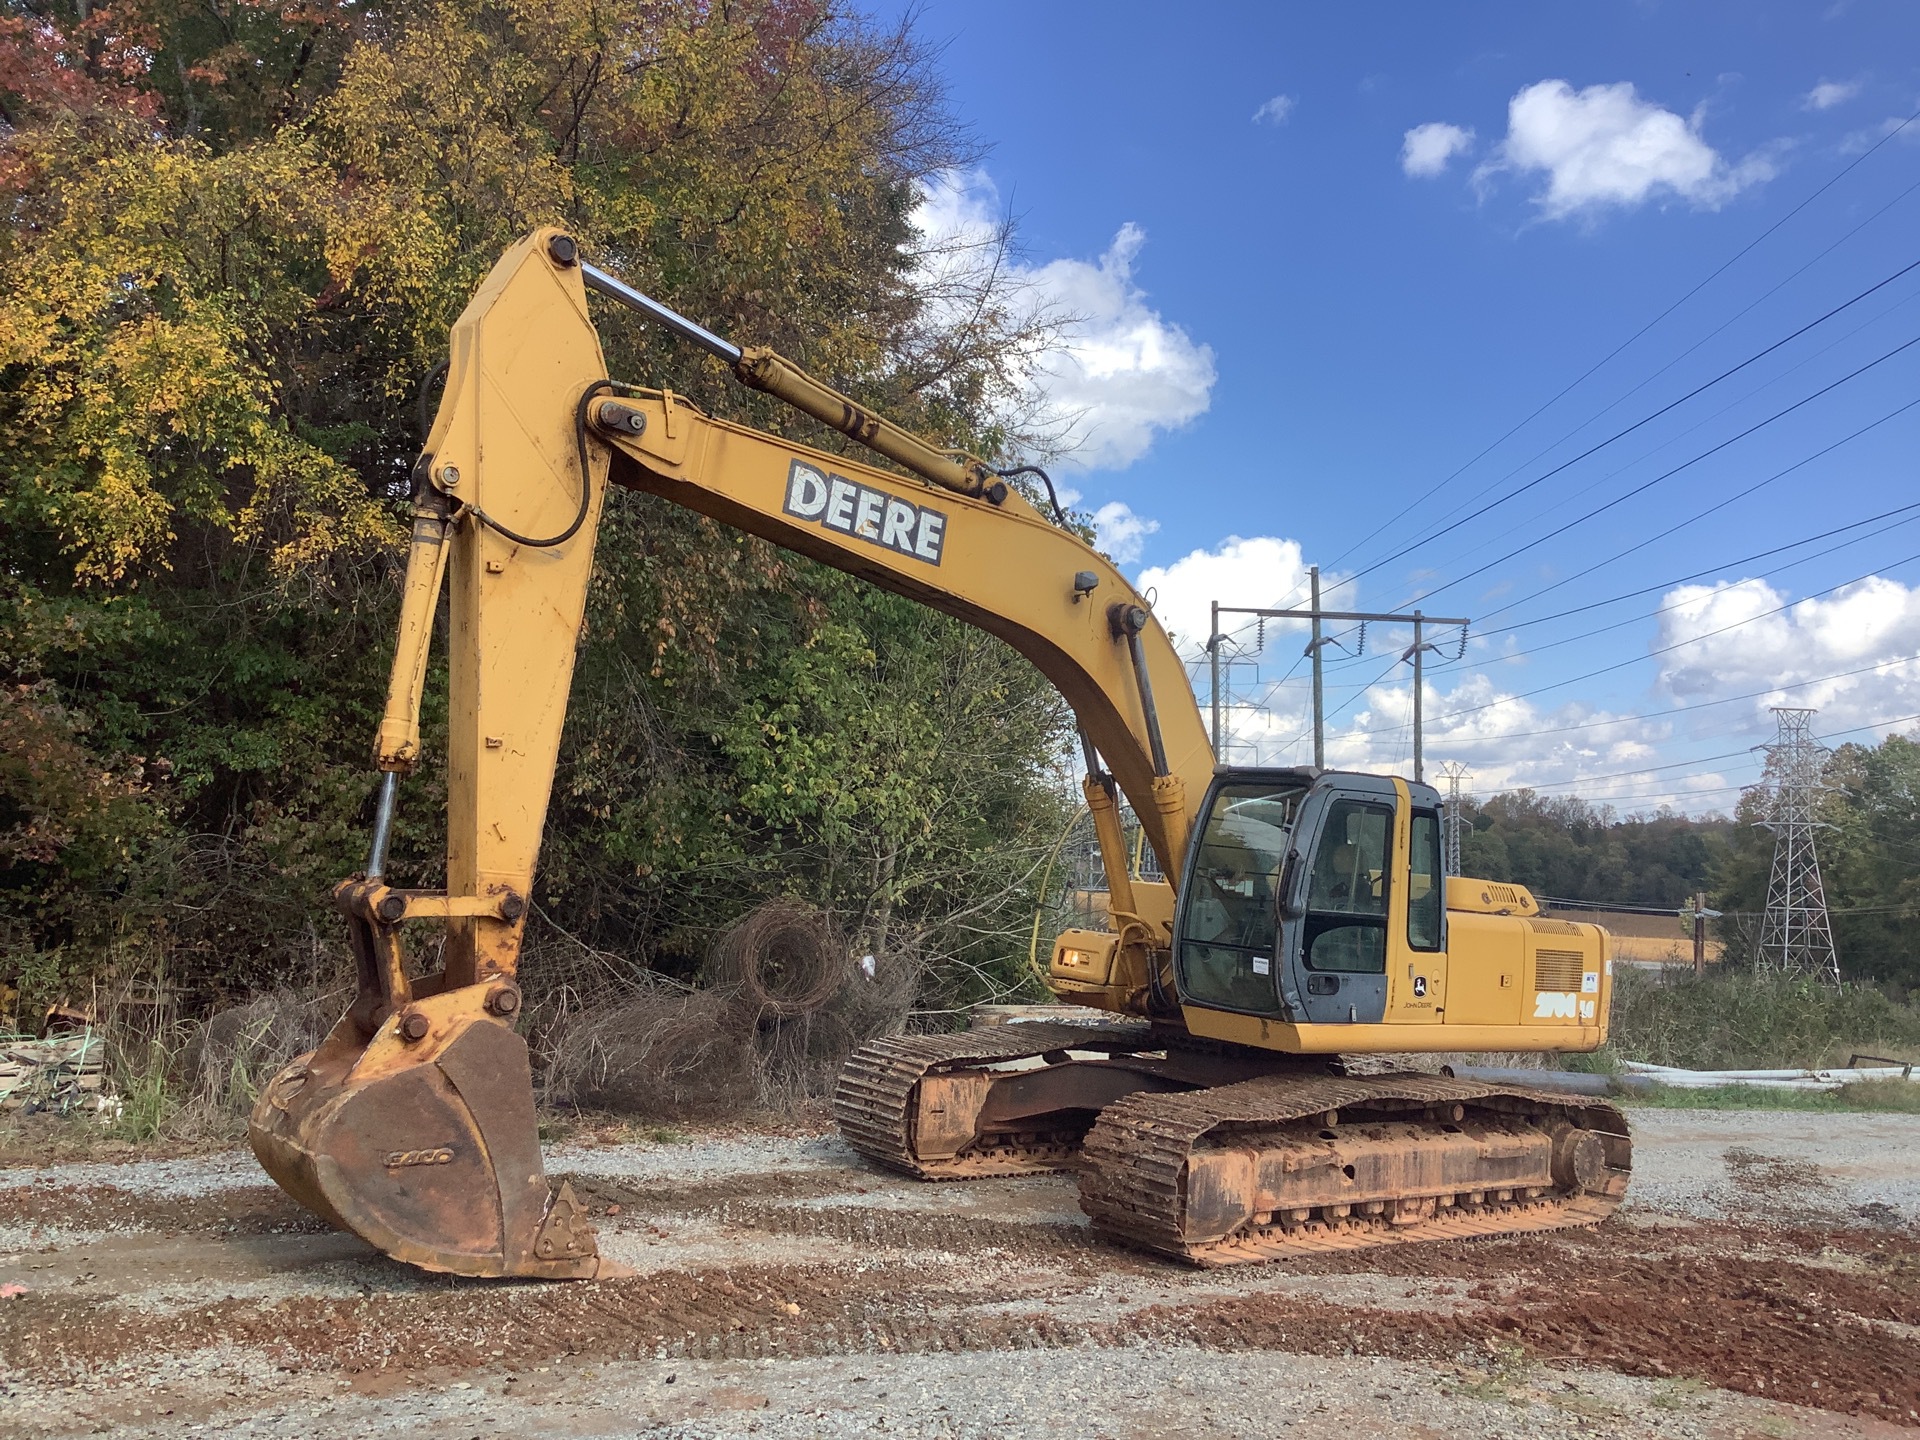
xmin=250 ymin=230 xmax=1211 ymax=1277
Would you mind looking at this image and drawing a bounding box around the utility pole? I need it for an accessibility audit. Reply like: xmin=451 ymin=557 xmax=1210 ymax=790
xmin=1683 ymin=892 xmax=1723 ymax=977
xmin=1439 ymin=762 xmax=1470 ymax=876
xmin=1400 ymin=611 xmax=1450 ymax=784
xmin=1208 ymin=599 xmax=1221 ymax=759
xmin=1207 ymin=600 xmax=1466 ymax=778
xmin=1308 ymin=567 xmax=1326 ymax=770
xmin=1755 ymin=707 xmax=1840 ymax=983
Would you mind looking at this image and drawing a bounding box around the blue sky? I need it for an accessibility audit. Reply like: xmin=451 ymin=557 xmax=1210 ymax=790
xmin=876 ymin=0 xmax=1920 ymax=811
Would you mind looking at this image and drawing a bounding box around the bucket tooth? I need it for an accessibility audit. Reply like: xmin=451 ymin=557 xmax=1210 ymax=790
xmin=249 ymin=995 xmax=623 ymax=1279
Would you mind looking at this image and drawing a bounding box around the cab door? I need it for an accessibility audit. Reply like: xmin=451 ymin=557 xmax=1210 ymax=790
xmin=1279 ymin=780 xmax=1396 ymax=1024
xmin=1387 ymin=797 xmax=1448 ymax=1023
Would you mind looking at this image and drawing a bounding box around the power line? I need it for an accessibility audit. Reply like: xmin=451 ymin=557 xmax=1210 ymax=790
xmin=1326 ymin=257 xmax=1920 ymax=598
xmin=1409 ymin=174 xmax=1920 ymax=566
xmin=1393 ymin=328 xmax=1920 ymax=606
xmin=1411 ymin=295 xmax=1920 ymax=618
xmin=1320 ymin=105 xmax=1920 ymax=579
xmin=1450 ymin=534 xmax=1920 ymax=669
xmin=1427 ymin=652 xmax=1920 ymax=746
xmin=1471 ymin=395 xmax=1920 ymax=627
xmin=1491 ymin=497 xmax=1920 ymax=632
xmin=1413 ymin=548 xmax=1920 ymax=729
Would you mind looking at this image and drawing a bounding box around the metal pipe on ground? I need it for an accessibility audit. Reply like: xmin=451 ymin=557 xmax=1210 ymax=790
xmin=1618 ymin=1060 xmax=1916 ymax=1086
xmin=1439 ymin=1065 xmax=1622 ymax=1097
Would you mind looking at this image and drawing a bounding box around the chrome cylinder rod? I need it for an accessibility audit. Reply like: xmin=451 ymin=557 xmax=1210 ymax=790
xmin=366 ymin=771 xmax=399 ymax=880
xmin=581 ymin=264 xmax=742 ymax=365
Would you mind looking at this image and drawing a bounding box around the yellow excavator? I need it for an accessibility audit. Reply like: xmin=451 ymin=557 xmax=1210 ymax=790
xmin=249 ymin=230 xmax=1631 ymax=1279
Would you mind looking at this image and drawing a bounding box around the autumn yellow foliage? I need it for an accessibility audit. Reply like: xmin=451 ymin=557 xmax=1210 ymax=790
xmin=0 ymin=0 xmax=1071 ymax=1020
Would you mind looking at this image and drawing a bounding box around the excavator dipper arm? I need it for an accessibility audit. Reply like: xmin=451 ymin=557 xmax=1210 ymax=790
xmin=249 ymin=229 xmax=1211 ymax=1277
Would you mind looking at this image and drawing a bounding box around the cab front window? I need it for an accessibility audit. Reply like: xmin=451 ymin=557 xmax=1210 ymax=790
xmin=1176 ymin=784 xmax=1301 ymax=1012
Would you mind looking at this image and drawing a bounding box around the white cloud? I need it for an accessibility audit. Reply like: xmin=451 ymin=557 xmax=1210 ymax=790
xmin=1654 ymin=575 xmax=1920 ymax=735
xmin=1804 ymin=79 xmax=1863 ymax=111
xmin=1378 ymin=572 xmax=1920 ymax=811
xmin=1253 ymin=94 xmax=1296 ymax=125
xmin=911 ymin=170 xmax=1216 ymax=472
xmin=1477 ymin=79 xmax=1777 ymax=219
xmin=1091 ymin=501 xmax=1159 ymax=564
xmin=1136 ymin=536 xmax=1315 ymax=656
xmin=1026 ymin=227 xmax=1217 ymax=470
xmin=1841 ymin=112 xmax=1920 ymax=154
xmin=1401 ymin=121 xmax=1475 ymax=177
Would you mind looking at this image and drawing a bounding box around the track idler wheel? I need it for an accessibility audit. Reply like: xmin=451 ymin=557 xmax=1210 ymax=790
xmin=248 ymin=989 xmax=624 ymax=1279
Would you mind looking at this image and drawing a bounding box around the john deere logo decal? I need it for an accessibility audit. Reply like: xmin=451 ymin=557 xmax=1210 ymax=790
xmin=384 ymin=1146 xmax=455 ymax=1168
xmin=784 ymin=460 xmax=947 ymax=565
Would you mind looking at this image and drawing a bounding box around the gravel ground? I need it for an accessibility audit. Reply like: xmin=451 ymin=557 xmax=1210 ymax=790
xmin=1619 ymin=1109 xmax=1920 ymax=1225
xmin=549 ymin=1133 xmax=849 ymax=1183
xmin=0 ymin=1151 xmax=260 ymax=1198
xmin=3 ymin=1105 xmax=1918 ymax=1438
xmin=23 ymin=1344 xmax=1905 ymax=1440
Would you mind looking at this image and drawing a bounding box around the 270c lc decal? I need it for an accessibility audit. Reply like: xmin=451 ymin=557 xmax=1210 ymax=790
xmin=783 ymin=460 xmax=948 ymax=565
xmin=1533 ymin=993 xmax=1600 ymax=1021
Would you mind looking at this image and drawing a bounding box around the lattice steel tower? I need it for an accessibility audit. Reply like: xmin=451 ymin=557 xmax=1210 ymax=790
xmin=1439 ymin=762 xmax=1470 ymax=876
xmin=1755 ymin=707 xmax=1840 ymax=982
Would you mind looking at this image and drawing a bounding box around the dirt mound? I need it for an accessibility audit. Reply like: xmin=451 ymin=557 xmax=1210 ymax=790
xmin=1122 ymin=1222 xmax=1920 ymax=1425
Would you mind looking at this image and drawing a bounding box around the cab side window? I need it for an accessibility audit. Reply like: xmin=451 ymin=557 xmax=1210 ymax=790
xmin=1407 ymin=810 xmax=1443 ymax=952
xmin=1303 ymin=799 xmax=1392 ymax=974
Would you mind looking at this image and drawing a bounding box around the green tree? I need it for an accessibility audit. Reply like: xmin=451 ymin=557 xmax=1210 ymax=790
xmin=1457 ymin=789 xmax=1731 ymax=907
xmin=1 ymin=0 xmax=1074 ymax=1018
xmin=1821 ymin=734 xmax=1920 ymax=986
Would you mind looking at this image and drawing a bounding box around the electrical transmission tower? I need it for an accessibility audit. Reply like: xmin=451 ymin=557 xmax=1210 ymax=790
xmin=1755 ymin=707 xmax=1840 ymax=983
xmin=1439 ymin=762 xmax=1470 ymax=876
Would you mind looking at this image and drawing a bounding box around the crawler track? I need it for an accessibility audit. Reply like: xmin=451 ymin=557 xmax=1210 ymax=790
xmin=1079 ymin=1071 xmax=1633 ymax=1266
xmin=833 ymin=1022 xmax=1152 ymax=1178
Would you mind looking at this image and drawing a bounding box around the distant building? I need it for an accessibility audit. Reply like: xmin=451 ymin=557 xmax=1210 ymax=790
xmin=1546 ymin=908 xmax=1722 ymax=969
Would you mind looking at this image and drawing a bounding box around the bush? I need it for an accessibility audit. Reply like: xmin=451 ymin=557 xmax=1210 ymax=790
xmin=1608 ymin=967 xmax=1920 ymax=1070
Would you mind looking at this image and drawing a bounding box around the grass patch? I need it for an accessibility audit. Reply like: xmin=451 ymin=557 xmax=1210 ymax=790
xmin=1446 ymin=1340 xmax=1536 ymax=1407
xmin=1626 ymin=1079 xmax=1920 ymax=1113
xmin=1647 ymin=1376 xmax=1712 ymax=1412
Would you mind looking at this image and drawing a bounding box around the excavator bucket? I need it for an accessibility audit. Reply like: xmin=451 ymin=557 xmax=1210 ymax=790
xmin=249 ymin=1011 xmax=616 ymax=1279
xmin=247 ymin=883 xmax=624 ymax=1279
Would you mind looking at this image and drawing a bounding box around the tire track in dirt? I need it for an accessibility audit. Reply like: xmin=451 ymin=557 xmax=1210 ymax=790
xmin=567 ymin=1172 xmax=1145 ymax=1272
xmin=0 ymin=1182 xmax=326 ymax=1238
xmin=9 ymin=1212 xmax=1920 ymax=1423
xmin=1120 ymin=1240 xmax=1920 ymax=1425
xmin=13 ymin=1158 xmax=1920 ymax=1428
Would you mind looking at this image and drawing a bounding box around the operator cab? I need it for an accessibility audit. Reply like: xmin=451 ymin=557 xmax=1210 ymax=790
xmin=1173 ymin=768 xmax=1447 ymax=1024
